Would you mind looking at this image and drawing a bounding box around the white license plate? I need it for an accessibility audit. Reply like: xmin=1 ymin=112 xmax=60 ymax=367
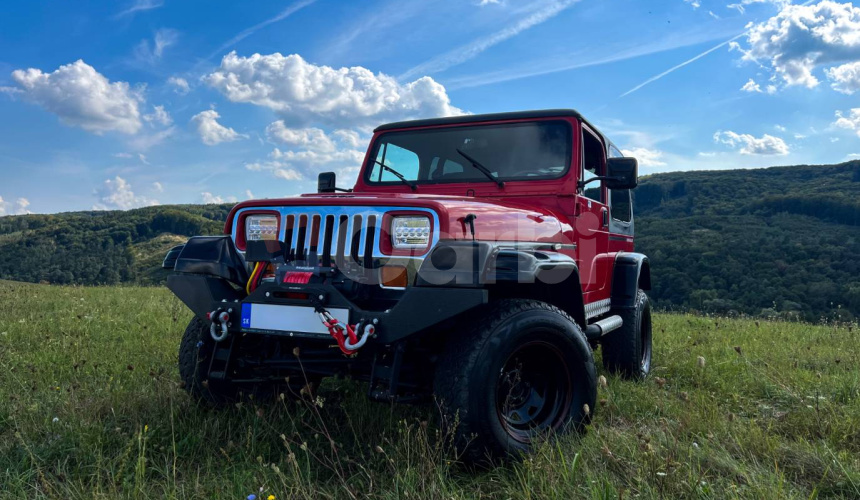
xmin=240 ymin=303 xmax=349 ymax=334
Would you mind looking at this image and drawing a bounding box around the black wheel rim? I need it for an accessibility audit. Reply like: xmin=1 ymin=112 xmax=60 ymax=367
xmin=496 ymin=341 xmax=572 ymax=443
xmin=640 ymin=306 xmax=652 ymax=373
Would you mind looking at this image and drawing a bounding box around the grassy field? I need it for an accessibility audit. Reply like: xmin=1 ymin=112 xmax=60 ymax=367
xmin=0 ymin=281 xmax=858 ymax=499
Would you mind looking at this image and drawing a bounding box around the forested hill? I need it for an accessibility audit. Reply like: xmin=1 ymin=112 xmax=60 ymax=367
xmin=1 ymin=161 xmax=859 ymax=321
xmin=634 ymin=161 xmax=860 ymax=322
xmin=0 ymin=205 xmax=232 ymax=285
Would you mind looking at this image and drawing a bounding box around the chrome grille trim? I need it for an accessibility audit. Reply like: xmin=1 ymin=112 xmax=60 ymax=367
xmin=231 ymin=205 xmax=440 ymax=261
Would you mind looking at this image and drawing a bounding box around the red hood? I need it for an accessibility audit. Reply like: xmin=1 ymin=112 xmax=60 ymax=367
xmin=226 ymin=192 xmax=568 ymax=243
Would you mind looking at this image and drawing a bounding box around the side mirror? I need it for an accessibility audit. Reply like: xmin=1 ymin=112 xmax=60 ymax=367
xmin=318 ymin=172 xmax=336 ymax=193
xmin=606 ymin=157 xmax=638 ymax=190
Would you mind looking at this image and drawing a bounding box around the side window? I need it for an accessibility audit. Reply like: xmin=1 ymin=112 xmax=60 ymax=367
xmin=608 ymin=144 xmax=632 ymax=223
xmin=581 ymin=129 xmax=604 ymax=203
xmin=610 ymin=189 xmax=632 ymax=222
xmin=369 ymin=143 xmax=420 ymax=182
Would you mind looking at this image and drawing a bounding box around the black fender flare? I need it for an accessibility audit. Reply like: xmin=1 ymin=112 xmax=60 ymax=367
xmin=416 ymin=241 xmax=587 ymax=328
xmin=610 ymin=252 xmax=651 ymax=311
xmin=171 ymin=236 xmax=249 ymax=286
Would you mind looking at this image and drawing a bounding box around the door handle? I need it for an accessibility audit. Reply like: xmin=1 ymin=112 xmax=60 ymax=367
xmin=602 ymin=208 xmax=609 ymax=227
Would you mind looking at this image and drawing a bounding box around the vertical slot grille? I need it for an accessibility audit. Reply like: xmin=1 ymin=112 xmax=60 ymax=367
xmin=363 ymin=215 xmax=377 ymax=269
xmin=321 ymin=214 xmax=335 ymax=268
xmin=273 ymin=208 xmax=392 ymax=266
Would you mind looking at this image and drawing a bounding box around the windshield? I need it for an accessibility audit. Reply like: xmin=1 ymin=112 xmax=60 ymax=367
xmin=365 ymin=120 xmax=571 ymax=185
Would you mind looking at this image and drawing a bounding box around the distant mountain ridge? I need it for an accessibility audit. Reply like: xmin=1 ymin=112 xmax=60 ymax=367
xmin=1 ymin=161 xmax=858 ymax=321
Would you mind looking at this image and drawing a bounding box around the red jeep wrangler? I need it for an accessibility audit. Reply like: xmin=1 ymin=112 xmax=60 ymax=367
xmin=164 ymin=109 xmax=652 ymax=461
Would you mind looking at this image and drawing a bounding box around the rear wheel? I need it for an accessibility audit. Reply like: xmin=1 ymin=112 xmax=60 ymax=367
xmin=601 ymin=289 xmax=652 ymax=379
xmin=434 ymin=299 xmax=597 ymax=464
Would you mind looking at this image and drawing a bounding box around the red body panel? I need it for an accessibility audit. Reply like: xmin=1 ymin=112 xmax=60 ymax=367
xmin=226 ymin=116 xmax=632 ymax=306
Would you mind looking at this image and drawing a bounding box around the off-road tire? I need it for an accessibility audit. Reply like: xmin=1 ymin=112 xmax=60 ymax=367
xmin=178 ymin=317 xmax=240 ymax=406
xmin=433 ymin=299 xmax=597 ymax=464
xmin=600 ymin=289 xmax=652 ymax=380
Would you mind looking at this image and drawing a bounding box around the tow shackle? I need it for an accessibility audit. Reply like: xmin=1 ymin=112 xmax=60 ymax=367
xmin=207 ymin=309 xmax=230 ymax=342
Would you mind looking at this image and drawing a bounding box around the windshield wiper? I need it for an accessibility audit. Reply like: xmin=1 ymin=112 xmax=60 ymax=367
xmin=374 ymin=160 xmax=417 ymax=191
xmin=456 ymin=149 xmax=504 ymax=188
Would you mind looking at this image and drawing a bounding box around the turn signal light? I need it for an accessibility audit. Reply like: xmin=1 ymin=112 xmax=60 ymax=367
xmin=380 ymin=265 xmax=409 ymax=288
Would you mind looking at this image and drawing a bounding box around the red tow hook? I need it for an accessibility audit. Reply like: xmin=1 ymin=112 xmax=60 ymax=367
xmin=318 ymin=310 xmax=359 ymax=355
xmin=316 ymin=309 xmax=375 ymax=356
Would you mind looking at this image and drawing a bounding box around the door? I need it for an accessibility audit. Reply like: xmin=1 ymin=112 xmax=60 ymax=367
xmin=575 ymin=126 xmax=611 ymax=302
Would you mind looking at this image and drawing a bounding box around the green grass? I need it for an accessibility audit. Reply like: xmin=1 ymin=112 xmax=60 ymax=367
xmin=1 ymin=280 xmax=858 ymax=499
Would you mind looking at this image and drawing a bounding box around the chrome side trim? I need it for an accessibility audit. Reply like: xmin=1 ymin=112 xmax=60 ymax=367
xmin=585 ymin=298 xmax=611 ymax=320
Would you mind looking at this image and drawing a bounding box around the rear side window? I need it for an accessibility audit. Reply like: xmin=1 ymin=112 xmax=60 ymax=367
xmin=611 ymin=189 xmax=632 ymax=222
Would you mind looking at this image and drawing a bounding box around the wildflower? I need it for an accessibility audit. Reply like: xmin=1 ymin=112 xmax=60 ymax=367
xmin=692 ymin=442 xmax=700 ymax=449
xmin=268 ymin=495 xmax=276 ymax=500
xmin=697 ymin=356 xmax=706 ymax=368
xmin=196 ymin=341 xmax=203 ymax=348
xmin=598 ymin=375 xmax=608 ymax=389
xmin=247 ymin=495 xmax=257 ymax=500
xmin=292 ymin=347 xmax=300 ymax=357
xmin=144 ymin=425 xmax=149 ymax=432
xmin=52 ymin=417 xmax=59 ymax=424
xmin=300 ymin=442 xmax=308 ymax=451
xmin=656 ymin=472 xmax=667 ymax=477
xmin=582 ymin=403 xmax=590 ymax=416
xmin=375 ymin=445 xmax=384 ymax=454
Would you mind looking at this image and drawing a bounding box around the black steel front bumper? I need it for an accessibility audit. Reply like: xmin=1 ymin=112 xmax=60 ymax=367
xmin=167 ymin=273 xmax=487 ymax=345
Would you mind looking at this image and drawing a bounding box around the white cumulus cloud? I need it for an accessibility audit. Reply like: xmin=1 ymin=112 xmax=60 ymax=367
xmin=11 ymin=60 xmax=143 ymax=134
xmin=248 ymin=123 xmax=366 ymax=182
xmin=204 ymin=52 xmax=463 ymax=128
xmin=0 ymin=197 xmax=32 ymax=216
xmin=741 ymin=78 xmax=762 ymax=93
xmin=143 ymin=105 xmax=172 ymax=126
xmin=734 ymin=1 xmax=860 ymax=89
xmin=713 ymin=130 xmax=789 ymax=155
xmin=191 ymin=109 xmax=246 ymax=146
xmin=167 ymin=76 xmax=190 ymax=94
xmin=622 ymin=147 xmax=666 ymax=167
xmin=834 ymin=108 xmax=860 ymax=137
xmin=93 ymin=177 xmax=159 ymax=210
xmin=201 ymin=192 xmax=238 ymax=204
xmin=825 ymin=61 xmax=860 ymax=94
xmin=153 ymin=181 xmax=164 ymax=192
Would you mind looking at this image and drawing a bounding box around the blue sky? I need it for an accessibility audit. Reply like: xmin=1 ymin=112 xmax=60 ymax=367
xmin=2 ymin=0 xmax=860 ymax=214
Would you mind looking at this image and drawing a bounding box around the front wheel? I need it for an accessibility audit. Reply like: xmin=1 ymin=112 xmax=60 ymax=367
xmin=434 ymin=300 xmax=597 ymax=464
xmin=178 ymin=317 xmax=240 ymax=406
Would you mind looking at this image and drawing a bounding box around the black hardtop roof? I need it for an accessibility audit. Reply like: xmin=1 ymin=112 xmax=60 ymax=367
xmin=373 ymin=109 xmax=616 ymax=151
